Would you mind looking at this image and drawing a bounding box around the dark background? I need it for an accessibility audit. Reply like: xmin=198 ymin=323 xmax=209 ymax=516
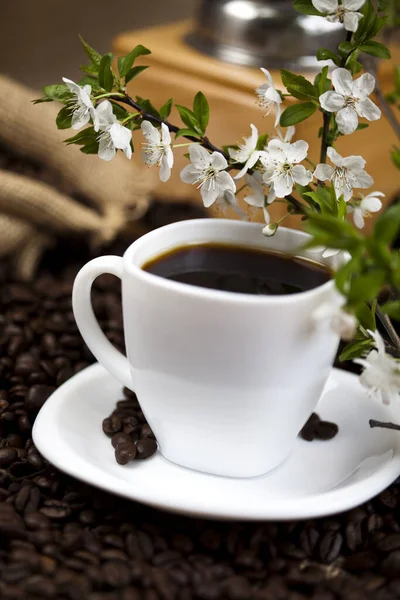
xmin=0 ymin=0 xmax=197 ymax=88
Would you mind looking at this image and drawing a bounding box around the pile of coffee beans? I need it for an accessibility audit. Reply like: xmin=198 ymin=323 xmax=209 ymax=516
xmin=103 ymin=388 xmax=157 ymax=465
xmin=2 ymin=144 xmax=400 ymax=599
xmin=300 ymin=413 xmax=339 ymax=442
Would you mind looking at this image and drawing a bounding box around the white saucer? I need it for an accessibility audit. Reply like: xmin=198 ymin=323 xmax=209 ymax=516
xmin=33 ymin=363 xmax=400 ymax=521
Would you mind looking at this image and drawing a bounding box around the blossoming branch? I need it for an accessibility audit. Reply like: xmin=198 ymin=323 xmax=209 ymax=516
xmin=36 ymin=0 xmax=400 ymax=407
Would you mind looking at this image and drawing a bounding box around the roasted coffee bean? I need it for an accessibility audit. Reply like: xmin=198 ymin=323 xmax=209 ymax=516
xmin=135 ymin=439 xmax=157 ymax=460
xmin=122 ymin=416 xmax=140 ymax=436
xmin=315 ymin=420 xmax=339 ymax=440
xmin=102 ymin=415 xmax=122 ymax=436
xmin=140 ymin=424 xmax=155 ymax=439
xmin=0 ymin=447 xmax=18 ymax=467
xmin=25 ymin=384 xmax=55 ymax=412
xmin=115 ymin=442 xmax=137 ymax=465
xmin=111 ymin=433 xmax=132 ymax=448
xmin=319 ymin=530 xmax=343 ymax=563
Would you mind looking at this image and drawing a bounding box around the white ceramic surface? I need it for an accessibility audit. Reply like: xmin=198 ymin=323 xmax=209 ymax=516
xmin=33 ymin=363 xmax=400 ymax=521
xmin=72 ymin=219 xmax=344 ymax=478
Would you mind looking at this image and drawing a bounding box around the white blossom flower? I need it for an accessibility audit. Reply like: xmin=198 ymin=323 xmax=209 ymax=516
xmin=259 ymin=139 xmax=313 ymax=198
xmin=319 ymin=68 xmax=381 ymax=135
xmin=229 ymin=124 xmax=261 ymax=179
xmin=180 ymin=144 xmax=236 ymax=208
xmin=244 ymin=172 xmax=276 ymax=207
xmin=141 ymin=121 xmax=174 ymax=182
xmin=274 ymin=126 xmax=296 ymax=143
xmin=311 ymin=0 xmax=365 ymax=32
xmin=62 ymin=77 xmax=96 ymax=130
xmin=262 ymin=222 xmax=277 ymax=237
xmin=348 ymin=191 xmax=384 ymax=229
xmin=255 ymin=68 xmax=282 ymax=126
xmin=314 ymin=146 xmax=373 ymax=202
xmin=308 ymin=246 xmax=340 ymax=259
xmin=94 ymin=101 xmax=132 ymax=161
xmin=354 ymin=330 xmax=400 ymax=405
xmin=313 ymin=302 xmax=357 ymax=340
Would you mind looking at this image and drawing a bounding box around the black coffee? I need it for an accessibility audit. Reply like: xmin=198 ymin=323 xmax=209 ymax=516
xmin=142 ymin=243 xmax=331 ymax=295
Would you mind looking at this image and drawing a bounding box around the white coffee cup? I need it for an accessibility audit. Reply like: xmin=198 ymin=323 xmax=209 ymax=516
xmin=72 ymin=218 xmax=342 ymax=478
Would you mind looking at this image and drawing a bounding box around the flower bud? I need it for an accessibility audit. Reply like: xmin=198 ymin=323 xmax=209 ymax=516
xmin=262 ymin=223 xmax=277 ymax=237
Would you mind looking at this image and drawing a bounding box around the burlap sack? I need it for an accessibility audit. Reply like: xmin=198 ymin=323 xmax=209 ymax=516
xmin=0 ymin=74 xmax=158 ymax=279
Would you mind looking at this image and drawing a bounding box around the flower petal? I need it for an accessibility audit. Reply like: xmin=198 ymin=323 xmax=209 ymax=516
xmin=98 ymin=136 xmax=116 ymax=161
xmin=62 ymin=77 xmax=80 ymax=93
xmin=210 ymin=151 xmax=228 ymax=171
xmin=166 ymin=146 xmax=174 ymax=169
xmin=161 ymin=122 xmax=171 ymax=145
xmin=159 ymin=156 xmax=171 ymax=182
xmin=352 ymin=72 xmax=375 ymax=98
xmin=353 ymin=208 xmax=365 ymax=229
xmin=260 ymin=68 xmax=274 ymax=87
xmin=249 ymin=124 xmax=258 ymax=149
xmin=319 ymin=91 xmax=346 ymax=112
xmin=322 ymin=247 xmax=341 ymax=258
xmin=189 ymin=144 xmax=211 ymax=167
xmin=266 ymin=186 xmax=276 ymax=204
xmin=216 ymin=170 xmax=236 ymax=193
xmin=180 ymin=164 xmax=198 ymax=185
xmin=343 ymin=0 xmax=365 ymax=10
xmin=201 ymin=180 xmax=220 ymax=208
xmin=109 ymin=123 xmax=132 ymax=150
xmin=312 ymin=0 xmax=338 ymax=12
xmin=273 ymin=172 xmax=294 ymax=198
xmin=71 ymin=110 xmax=90 ymax=130
xmin=95 ymin=100 xmax=116 ymax=128
xmin=356 ymin=98 xmax=381 ymax=121
xmin=341 ymin=154 xmax=366 ymax=170
xmin=266 ymin=139 xmax=286 ymax=163
xmin=352 ymin=169 xmax=374 ymax=189
xmin=314 ymin=164 xmax=334 ymax=181
xmin=123 ymin=144 xmax=132 ymax=160
xmin=361 ymin=195 xmax=382 ymax=213
xmin=286 ymin=140 xmax=309 ymax=163
xmin=343 ymin=11 xmax=363 ymax=32
xmin=292 ymin=164 xmax=313 ymax=186
xmin=327 ymin=146 xmax=344 ymax=167
xmin=141 ymin=120 xmax=160 ymax=143
xmin=332 ymin=68 xmax=353 ymax=96
xmin=335 ymin=106 xmax=359 ymax=135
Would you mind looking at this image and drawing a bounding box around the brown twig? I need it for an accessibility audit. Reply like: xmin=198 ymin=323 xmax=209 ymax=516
xmin=369 ymin=419 xmax=400 ymax=431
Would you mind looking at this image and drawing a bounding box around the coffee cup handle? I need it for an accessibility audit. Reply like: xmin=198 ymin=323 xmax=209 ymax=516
xmin=72 ymin=256 xmax=132 ymax=389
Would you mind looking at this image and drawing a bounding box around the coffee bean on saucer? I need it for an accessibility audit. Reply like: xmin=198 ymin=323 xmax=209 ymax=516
xmin=135 ymin=439 xmax=157 ymax=460
xmin=102 ymin=415 xmax=122 ymax=436
xmin=115 ymin=442 xmax=137 ymax=465
xmin=315 ymin=420 xmax=339 ymax=440
xmin=111 ymin=433 xmax=132 ymax=448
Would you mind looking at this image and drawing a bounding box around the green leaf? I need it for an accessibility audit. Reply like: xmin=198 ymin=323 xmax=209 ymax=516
xmin=338 ymin=41 xmax=353 ymax=56
xmin=356 ymin=301 xmax=376 ymax=331
xmin=292 ymin=0 xmax=321 ymax=15
xmin=374 ymin=202 xmax=400 ymax=245
xmin=347 ymin=270 xmax=386 ymax=305
xmin=193 ymin=91 xmax=209 ymax=133
xmin=78 ymin=75 xmax=98 ymax=87
xmin=79 ymin=36 xmax=102 ymax=68
xmin=356 ymin=123 xmax=369 ymax=131
xmin=339 ymin=338 xmax=374 ymax=361
xmin=42 ymin=84 xmax=70 ymax=103
xmin=117 ymin=45 xmax=151 ymax=77
xmin=64 ymin=126 xmax=96 ymax=145
xmin=175 ymin=128 xmax=202 ymax=139
xmin=279 ymin=102 xmax=317 ymax=126
xmin=109 ymin=103 xmax=130 ymax=120
xmin=159 ymin=98 xmax=173 ymax=120
xmin=125 ymin=65 xmax=148 ymax=85
xmin=392 ymin=147 xmax=400 ymax=170
xmin=175 ymin=105 xmax=202 ymax=134
xmin=382 ymin=300 xmax=400 ymax=321
xmin=316 ymin=48 xmax=339 ymax=65
xmin=335 ymin=255 xmax=362 ymax=295
xmin=281 ymin=70 xmax=318 ymax=101
xmin=136 ymin=96 xmax=160 ymax=119
xmin=56 ymin=106 xmax=72 ymax=129
xmin=314 ymin=66 xmax=331 ymax=96
xmin=80 ymin=64 xmax=99 ymax=76
xmin=80 ymin=141 xmax=100 ymax=155
xmin=304 ymin=188 xmax=337 ymax=216
xmin=32 ymin=96 xmax=53 ymax=105
xmin=256 ymin=133 xmax=268 ymax=151
xmin=359 ymin=41 xmax=391 ymax=59
xmin=98 ymin=54 xmax=114 ymax=92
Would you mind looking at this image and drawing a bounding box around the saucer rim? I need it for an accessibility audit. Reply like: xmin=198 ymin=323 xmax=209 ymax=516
xmin=32 ymin=363 xmax=400 ymax=521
